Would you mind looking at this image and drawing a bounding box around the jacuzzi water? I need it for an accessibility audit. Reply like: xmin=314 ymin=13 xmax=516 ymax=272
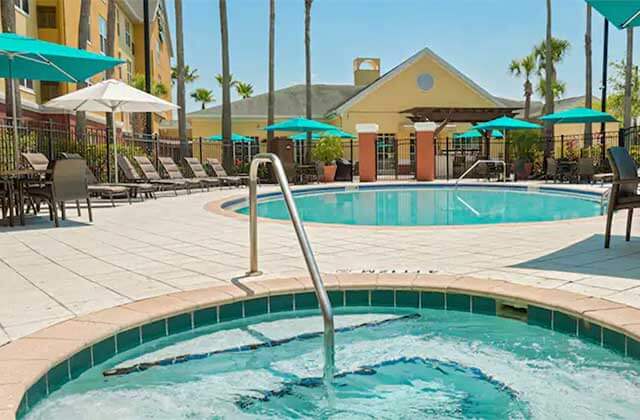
xmin=26 ymin=308 xmax=640 ymax=419
xmin=234 ymin=187 xmax=601 ymax=226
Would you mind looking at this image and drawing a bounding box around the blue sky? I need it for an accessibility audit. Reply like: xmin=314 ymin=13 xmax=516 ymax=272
xmin=166 ymin=0 xmax=637 ymax=113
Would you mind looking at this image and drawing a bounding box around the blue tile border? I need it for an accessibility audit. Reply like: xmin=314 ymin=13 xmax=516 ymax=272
xmin=16 ymin=288 xmax=640 ymax=419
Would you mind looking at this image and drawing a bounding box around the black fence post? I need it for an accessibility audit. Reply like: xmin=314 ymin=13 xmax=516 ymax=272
xmin=560 ymin=134 xmax=565 ymax=158
xmin=445 ymin=136 xmax=450 ymax=181
xmin=619 ymin=128 xmax=626 ymax=148
xmin=105 ymin=126 xmax=111 ymax=183
xmin=47 ymin=120 xmax=54 ymax=161
xmin=199 ymin=137 xmax=203 ymax=162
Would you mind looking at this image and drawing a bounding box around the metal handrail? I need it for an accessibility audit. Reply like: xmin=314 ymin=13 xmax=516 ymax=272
xmin=247 ymin=153 xmax=335 ymax=382
xmin=455 ymin=159 xmax=507 ymax=187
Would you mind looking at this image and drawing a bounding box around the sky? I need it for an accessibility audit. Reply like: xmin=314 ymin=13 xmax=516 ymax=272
xmin=165 ymin=0 xmax=638 ymax=113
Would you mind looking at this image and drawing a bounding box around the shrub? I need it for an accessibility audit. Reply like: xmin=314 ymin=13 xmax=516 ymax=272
xmin=312 ymin=136 xmax=343 ymax=165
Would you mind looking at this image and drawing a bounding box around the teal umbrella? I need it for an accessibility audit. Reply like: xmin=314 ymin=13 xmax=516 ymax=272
xmin=264 ymin=117 xmax=337 ymax=132
xmin=540 ymin=107 xmax=618 ymax=124
xmin=289 ymin=132 xmax=322 ymax=141
xmin=454 ymin=129 xmax=504 ymax=139
xmin=586 ymin=0 xmax=640 ymax=29
xmin=474 ymin=116 xmax=542 ymax=131
xmin=207 ymin=133 xmax=254 ymax=142
xmin=0 ymin=32 xmax=123 ymax=167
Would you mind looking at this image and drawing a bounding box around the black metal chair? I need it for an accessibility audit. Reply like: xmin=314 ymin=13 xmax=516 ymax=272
xmin=604 ymin=147 xmax=640 ymax=248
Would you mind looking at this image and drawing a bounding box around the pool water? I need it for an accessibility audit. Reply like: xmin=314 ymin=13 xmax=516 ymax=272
xmin=26 ymin=309 xmax=640 ymax=419
xmin=235 ymin=187 xmax=601 ymax=226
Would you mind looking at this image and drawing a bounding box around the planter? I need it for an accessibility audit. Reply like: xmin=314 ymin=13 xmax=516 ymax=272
xmin=513 ymin=159 xmax=533 ymax=181
xmin=322 ymin=164 xmax=337 ymax=182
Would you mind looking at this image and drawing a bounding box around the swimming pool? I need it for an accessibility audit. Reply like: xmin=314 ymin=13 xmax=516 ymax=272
xmin=232 ymin=185 xmax=601 ymax=226
xmin=25 ymin=305 xmax=640 ymax=419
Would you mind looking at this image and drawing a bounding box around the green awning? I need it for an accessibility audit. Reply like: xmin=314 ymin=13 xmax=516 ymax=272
xmin=540 ymin=107 xmax=618 ymax=124
xmin=207 ymin=133 xmax=255 ymax=142
xmin=586 ymin=0 xmax=640 ymax=29
xmin=454 ymin=129 xmax=504 ymax=139
xmin=0 ymin=33 xmax=124 ymax=82
xmin=474 ymin=116 xmax=542 ymax=131
xmin=264 ymin=117 xmax=337 ymax=132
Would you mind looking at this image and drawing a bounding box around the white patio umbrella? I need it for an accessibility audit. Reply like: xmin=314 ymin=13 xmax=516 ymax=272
xmin=44 ymin=79 xmax=178 ymax=182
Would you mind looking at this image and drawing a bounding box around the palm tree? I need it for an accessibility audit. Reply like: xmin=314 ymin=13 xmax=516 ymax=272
xmin=215 ymin=73 xmax=237 ymax=88
xmin=1 ymin=0 xmax=22 ymax=126
xmin=106 ymin=0 xmax=116 ymax=181
xmin=171 ymin=64 xmax=199 ymax=85
xmin=130 ymin=74 xmax=168 ymax=97
xmin=536 ymin=78 xmax=566 ymax=99
xmin=585 ymin=4 xmax=593 ymax=144
xmin=267 ymin=0 xmax=276 ymax=147
xmin=543 ymin=0 xmax=554 ymax=150
xmin=624 ymin=28 xmax=634 ymax=128
xmin=174 ymin=0 xmax=188 ymax=157
xmin=219 ymin=0 xmax=233 ymax=169
xmin=190 ymin=88 xmax=215 ymax=110
xmin=304 ymin=0 xmax=313 ymax=163
xmin=235 ymin=81 xmax=254 ymax=99
xmin=76 ymin=0 xmax=91 ymax=139
xmin=508 ymin=53 xmax=536 ymax=120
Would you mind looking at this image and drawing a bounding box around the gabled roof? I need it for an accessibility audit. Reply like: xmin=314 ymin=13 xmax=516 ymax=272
xmin=503 ymin=95 xmax=602 ymax=119
xmin=329 ymin=47 xmax=506 ymax=116
xmin=188 ymin=84 xmax=364 ymax=119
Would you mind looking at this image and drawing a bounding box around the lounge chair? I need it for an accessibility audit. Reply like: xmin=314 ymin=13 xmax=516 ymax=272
xmin=577 ymin=157 xmax=595 ymax=183
xmin=27 ymin=159 xmax=92 ymax=227
xmin=205 ymin=158 xmax=247 ymax=187
xmin=182 ymin=157 xmax=223 ymax=189
xmin=132 ymin=155 xmax=191 ymax=195
xmin=118 ymin=155 xmax=177 ymax=196
xmin=157 ymin=157 xmax=205 ymax=192
xmin=604 ymin=147 xmax=640 ymax=248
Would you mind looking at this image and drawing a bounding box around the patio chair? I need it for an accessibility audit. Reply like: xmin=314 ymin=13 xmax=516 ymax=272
xmin=157 ymin=157 xmax=204 ymax=192
xmin=205 ymin=158 xmax=247 ymax=187
xmin=577 ymin=157 xmax=595 ymax=183
xmin=182 ymin=157 xmax=223 ymax=190
xmin=21 ymin=152 xmax=49 ymax=172
xmin=132 ymin=155 xmax=191 ymax=195
xmin=61 ymin=153 xmax=132 ymax=206
xmin=545 ymin=158 xmax=560 ymax=183
xmin=604 ymin=147 xmax=640 ymax=248
xmin=27 ymin=159 xmax=92 ymax=227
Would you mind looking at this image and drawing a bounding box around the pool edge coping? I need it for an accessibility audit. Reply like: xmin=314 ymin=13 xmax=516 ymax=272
xmin=206 ymin=181 xmax=607 ymax=230
xmin=3 ymin=273 xmax=640 ymax=419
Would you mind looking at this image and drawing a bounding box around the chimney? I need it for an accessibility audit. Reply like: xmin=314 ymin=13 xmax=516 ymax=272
xmin=353 ymin=57 xmax=380 ymax=86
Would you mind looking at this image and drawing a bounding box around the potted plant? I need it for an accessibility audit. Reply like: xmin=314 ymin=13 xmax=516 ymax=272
xmin=312 ymin=136 xmax=343 ymax=182
xmin=510 ymin=130 xmax=541 ymax=180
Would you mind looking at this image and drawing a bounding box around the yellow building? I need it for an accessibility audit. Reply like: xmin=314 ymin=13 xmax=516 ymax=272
xmin=0 ymin=0 xmax=173 ymax=133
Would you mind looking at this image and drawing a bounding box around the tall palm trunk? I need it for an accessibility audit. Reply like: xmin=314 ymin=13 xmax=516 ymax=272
xmin=175 ymin=0 xmax=188 ymax=158
xmin=523 ymin=79 xmax=532 ymax=120
xmin=544 ymin=0 xmax=554 ymax=158
xmin=624 ymin=28 xmax=634 ymax=129
xmin=267 ymin=0 xmax=275 ymax=149
xmin=584 ymin=5 xmax=593 ymax=145
xmin=76 ymin=0 xmax=91 ymax=139
xmin=219 ymin=0 xmax=233 ymax=170
xmin=304 ymin=0 xmax=313 ymax=163
xmin=2 ymin=0 xmax=22 ymax=123
xmin=106 ymin=0 xmax=116 ymax=180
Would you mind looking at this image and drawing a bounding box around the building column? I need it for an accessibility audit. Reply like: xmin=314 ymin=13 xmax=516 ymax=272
xmin=356 ymin=123 xmax=378 ymax=182
xmin=415 ymin=122 xmax=437 ymax=181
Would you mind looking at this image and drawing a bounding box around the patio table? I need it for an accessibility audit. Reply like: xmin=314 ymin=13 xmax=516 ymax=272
xmin=0 ymin=169 xmax=47 ymax=226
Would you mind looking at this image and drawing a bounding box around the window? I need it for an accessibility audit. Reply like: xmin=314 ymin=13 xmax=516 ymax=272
xmin=126 ymin=60 xmax=132 ymax=83
xmin=158 ymin=20 xmax=165 ymax=43
xmin=99 ymin=16 xmax=107 ymax=54
xmin=14 ymin=0 xmax=29 ymax=14
xmin=155 ymin=40 xmax=161 ymax=63
xmin=37 ymin=6 xmax=56 ymax=28
xmin=125 ymin=20 xmax=132 ymax=49
xmin=40 ymin=81 xmax=59 ymax=102
xmin=19 ymin=79 xmax=34 ymax=91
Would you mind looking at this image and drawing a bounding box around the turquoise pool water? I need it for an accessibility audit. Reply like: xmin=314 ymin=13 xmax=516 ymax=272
xmin=26 ymin=309 xmax=640 ymax=419
xmin=234 ymin=187 xmax=601 ymax=226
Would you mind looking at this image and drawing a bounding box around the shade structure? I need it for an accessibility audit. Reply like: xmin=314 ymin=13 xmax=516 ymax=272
xmin=474 ymin=116 xmax=542 ymax=131
xmin=207 ymin=133 xmax=254 ymax=142
xmin=454 ymin=129 xmax=504 ymax=139
xmin=586 ymin=0 xmax=640 ymax=29
xmin=540 ymin=107 xmax=618 ymax=124
xmin=264 ymin=117 xmax=337 ymax=132
xmin=0 ymin=33 xmax=123 ymax=168
xmin=44 ymin=79 xmax=178 ymax=182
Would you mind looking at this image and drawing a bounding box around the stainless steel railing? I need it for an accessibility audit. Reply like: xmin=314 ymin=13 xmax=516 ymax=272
xmin=455 ymin=159 xmax=507 ymax=187
xmin=246 ymin=153 xmax=335 ymax=382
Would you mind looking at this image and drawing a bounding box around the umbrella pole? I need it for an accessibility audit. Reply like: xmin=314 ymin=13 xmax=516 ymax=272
xmin=8 ymin=57 xmax=19 ymax=169
xmin=112 ymin=110 xmax=119 ymax=183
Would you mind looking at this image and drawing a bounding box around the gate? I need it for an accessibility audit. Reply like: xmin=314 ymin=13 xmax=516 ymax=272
xmin=375 ymin=134 xmax=415 ymax=180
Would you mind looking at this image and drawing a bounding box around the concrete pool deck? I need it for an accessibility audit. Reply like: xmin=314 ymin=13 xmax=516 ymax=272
xmin=0 ymin=179 xmax=639 ymax=348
